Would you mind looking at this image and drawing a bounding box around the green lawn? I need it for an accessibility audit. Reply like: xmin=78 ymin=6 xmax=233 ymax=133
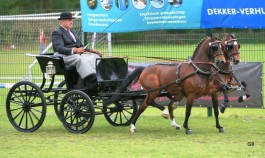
xmin=0 ymin=105 xmax=264 ymax=158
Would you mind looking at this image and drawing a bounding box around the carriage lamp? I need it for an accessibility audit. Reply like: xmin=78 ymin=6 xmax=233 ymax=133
xmin=46 ymin=61 xmax=56 ymax=78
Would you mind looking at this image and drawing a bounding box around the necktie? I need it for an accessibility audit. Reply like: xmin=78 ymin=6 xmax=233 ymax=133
xmin=67 ymin=29 xmax=76 ymax=42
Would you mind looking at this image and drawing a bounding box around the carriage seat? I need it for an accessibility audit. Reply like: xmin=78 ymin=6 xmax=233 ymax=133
xmin=36 ymin=54 xmax=79 ymax=90
xmin=96 ymin=58 xmax=128 ymax=89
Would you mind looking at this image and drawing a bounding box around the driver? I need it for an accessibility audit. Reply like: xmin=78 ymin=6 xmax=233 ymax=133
xmin=52 ymin=12 xmax=101 ymax=89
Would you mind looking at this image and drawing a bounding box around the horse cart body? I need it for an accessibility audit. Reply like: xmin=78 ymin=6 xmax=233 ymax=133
xmin=6 ymin=54 xmax=141 ymax=133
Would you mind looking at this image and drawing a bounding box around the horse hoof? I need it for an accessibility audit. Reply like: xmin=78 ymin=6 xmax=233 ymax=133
xmin=185 ymin=130 xmax=192 ymax=135
xmin=219 ymin=128 xmax=225 ymax=133
xmin=175 ymin=126 xmax=181 ymax=130
xmin=162 ymin=113 xmax=169 ymax=119
xmin=130 ymin=128 xmax=136 ymax=133
xmin=219 ymin=104 xmax=226 ymax=113
xmin=162 ymin=110 xmax=169 ymax=119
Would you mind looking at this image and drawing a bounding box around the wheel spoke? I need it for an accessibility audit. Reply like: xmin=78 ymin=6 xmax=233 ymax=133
xmin=25 ymin=111 xmax=28 ymax=129
xmin=121 ymin=111 xmax=129 ymax=122
xmin=28 ymin=110 xmax=36 ymax=128
xmin=30 ymin=107 xmax=43 ymax=114
xmin=28 ymin=87 xmax=39 ymax=105
xmin=29 ymin=109 xmax=40 ymax=122
xmin=113 ymin=112 xmax=118 ymax=123
xmin=10 ymin=106 xmax=23 ymax=112
xmin=11 ymin=92 xmax=24 ymax=105
xmin=70 ymin=113 xmax=77 ymax=128
xmin=10 ymin=99 xmax=23 ymax=106
xmin=18 ymin=111 xmax=26 ymax=127
xmin=75 ymin=115 xmax=80 ymax=130
xmin=119 ymin=112 xmax=123 ymax=124
xmin=11 ymin=108 xmax=24 ymax=120
xmin=24 ymin=84 xmax=28 ymax=102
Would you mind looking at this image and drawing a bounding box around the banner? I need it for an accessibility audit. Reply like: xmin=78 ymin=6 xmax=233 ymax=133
xmin=129 ymin=62 xmax=263 ymax=108
xmin=81 ymin=0 xmax=265 ymax=32
xmin=201 ymin=0 xmax=265 ymax=29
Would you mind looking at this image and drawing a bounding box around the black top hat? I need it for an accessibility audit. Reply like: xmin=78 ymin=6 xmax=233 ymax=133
xmin=58 ymin=12 xmax=75 ymax=20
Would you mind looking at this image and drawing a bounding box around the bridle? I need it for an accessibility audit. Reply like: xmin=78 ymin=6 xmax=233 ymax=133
xmin=208 ymin=41 xmax=225 ymax=64
xmin=224 ymin=39 xmax=240 ymax=62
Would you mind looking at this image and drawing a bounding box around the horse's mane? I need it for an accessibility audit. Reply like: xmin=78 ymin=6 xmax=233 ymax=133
xmin=221 ymin=34 xmax=235 ymax=41
xmin=191 ymin=37 xmax=208 ymax=60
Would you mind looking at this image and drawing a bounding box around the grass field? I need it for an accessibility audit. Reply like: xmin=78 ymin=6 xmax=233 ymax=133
xmin=0 ymin=105 xmax=264 ymax=158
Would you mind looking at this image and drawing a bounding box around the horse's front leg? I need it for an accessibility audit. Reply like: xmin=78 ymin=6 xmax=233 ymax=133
xmin=219 ymin=85 xmax=229 ymax=113
xmin=232 ymin=75 xmax=251 ymax=102
xmin=211 ymin=93 xmax=225 ymax=133
xmin=238 ymin=81 xmax=251 ymax=102
xmin=183 ymin=97 xmax=193 ymax=134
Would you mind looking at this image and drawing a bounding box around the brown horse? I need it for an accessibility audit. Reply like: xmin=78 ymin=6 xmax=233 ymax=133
xmin=216 ymin=34 xmax=241 ymax=113
xmin=164 ymin=34 xmax=242 ymax=134
xmin=164 ymin=34 xmax=247 ymax=134
xmin=217 ymin=34 xmax=250 ymax=113
xmin=128 ymin=34 xmax=226 ymax=134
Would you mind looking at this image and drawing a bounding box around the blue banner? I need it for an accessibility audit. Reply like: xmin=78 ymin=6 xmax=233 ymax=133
xmin=201 ymin=0 xmax=265 ymax=28
xmin=81 ymin=0 xmax=265 ymax=32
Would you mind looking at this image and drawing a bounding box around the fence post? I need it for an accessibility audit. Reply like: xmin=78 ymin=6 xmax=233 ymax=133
xmin=205 ymin=29 xmax=213 ymax=117
xmin=83 ymin=32 xmax=88 ymax=46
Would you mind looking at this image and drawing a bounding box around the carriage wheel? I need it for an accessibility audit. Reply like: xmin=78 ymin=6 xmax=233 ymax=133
xmin=59 ymin=90 xmax=95 ymax=133
xmin=103 ymin=99 xmax=138 ymax=126
xmin=54 ymin=80 xmax=66 ymax=121
xmin=6 ymin=81 xmax=46 ymax=132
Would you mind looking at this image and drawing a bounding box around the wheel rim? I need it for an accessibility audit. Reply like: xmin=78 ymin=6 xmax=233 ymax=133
xmin=6 ymin=81 xmax=46 ymax=132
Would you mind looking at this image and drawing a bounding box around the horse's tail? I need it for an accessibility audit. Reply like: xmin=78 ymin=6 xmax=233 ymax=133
xmin=104 ymin=66 xmax=145 ymax=105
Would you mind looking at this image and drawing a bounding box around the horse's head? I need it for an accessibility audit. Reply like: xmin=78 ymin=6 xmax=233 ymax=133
xmin=192 ymin=33 xmax=225 ymax=67
xmin=207 ymin=33 xmax=226 ymax=66
xmin=221 ymin=34 xmax=240 ymax=65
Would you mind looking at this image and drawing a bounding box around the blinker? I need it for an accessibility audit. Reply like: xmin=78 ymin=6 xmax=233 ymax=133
xmin=210 ymin=44 xmax=219 ymax=51
xmin=227 ymin=43 xmax=234 ymax=50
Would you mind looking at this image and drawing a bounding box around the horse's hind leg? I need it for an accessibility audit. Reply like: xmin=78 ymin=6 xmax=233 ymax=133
xmin=212 ymin=93 xmax=225 ymax=133
xmin=168 ymin=95 xmax=182 ymax=130
xmin=168 ymin=101 xmax=181 ymax=130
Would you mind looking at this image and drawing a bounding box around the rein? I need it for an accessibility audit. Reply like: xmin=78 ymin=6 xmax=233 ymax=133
xmin=211 ymin=63 xmax=233 ymax=74
xmin=103 ymin=61 xmax=219 ymax=97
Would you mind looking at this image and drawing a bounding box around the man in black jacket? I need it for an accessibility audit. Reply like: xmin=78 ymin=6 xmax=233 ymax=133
xmin=52 ymin=12 xmax=101 ymax=89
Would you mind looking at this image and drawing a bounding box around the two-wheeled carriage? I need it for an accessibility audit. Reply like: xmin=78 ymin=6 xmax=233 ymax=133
xmin=6 ymin=54 xmax=141 ymax=133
